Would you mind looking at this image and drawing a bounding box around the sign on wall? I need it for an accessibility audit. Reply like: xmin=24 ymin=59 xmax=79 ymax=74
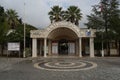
xmin=8 ymin=42 xmax=20 ymax=51
xmin=86 ymin=30 xmax=91 ymax=36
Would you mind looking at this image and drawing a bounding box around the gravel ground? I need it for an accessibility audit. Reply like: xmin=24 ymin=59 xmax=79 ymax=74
xmin=0 ymin=57 xmax=120 ymax=80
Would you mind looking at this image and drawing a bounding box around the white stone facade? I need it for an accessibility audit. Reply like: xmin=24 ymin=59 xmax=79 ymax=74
xmin=30 ymin=21 xmax=96 ymax=57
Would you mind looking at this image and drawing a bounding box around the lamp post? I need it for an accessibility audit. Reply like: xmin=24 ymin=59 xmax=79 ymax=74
xmin=23 ymin=1 xmax=26 ymax=58
xmin=100 ymin=0 xmax=105 ymax=57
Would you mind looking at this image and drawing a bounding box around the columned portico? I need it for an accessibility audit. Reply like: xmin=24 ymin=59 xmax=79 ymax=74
xmin=30 ymin=21 xmax=96 ymax=58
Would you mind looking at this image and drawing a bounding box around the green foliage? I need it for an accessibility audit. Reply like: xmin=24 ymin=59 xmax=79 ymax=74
xmin=64 ymin=6 xmax=82 ymax=26
xmin=25 ymin=48 xmax=31 ymax=57
xmin=0 ymin=5 xmax=37 ymax=55
xmin=6 ymin=9 xmax=20 ymax=29
xmin=7 ymin=24 xmax=37 ymax=42
xmin=86 ymin=0 xmax=120 ymax=30
xmin=85 ymin=14 xmax=104 ymax=29
xmin=108 ymin=0 xmax=120 ymax=39
xmin=0 ymin=6 xmax=8 ymax=44
xmin=86 ymin=0 xmax=120 ymax=37
xmin=48 ymin=6 xmax=64 ymax=23
xmin=48 ymin=5 xmax=82 ymax=26
xmin=0 ymin=22 xmax=8 ymax=44
xmin=85 ymin=0 xmax=120 ymax=51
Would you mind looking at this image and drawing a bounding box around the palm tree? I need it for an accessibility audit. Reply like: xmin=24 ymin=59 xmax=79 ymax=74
xmin=6 ymin=9 xmax=20 ymax=29
xmin=64 ymin=6 xmax=82 ymax=26
xmin=48 ymin=5 xmax=64 ymax=23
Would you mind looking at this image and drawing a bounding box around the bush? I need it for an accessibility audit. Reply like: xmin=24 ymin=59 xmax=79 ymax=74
xmin=25 ymin=48 xmax=31 ymax=57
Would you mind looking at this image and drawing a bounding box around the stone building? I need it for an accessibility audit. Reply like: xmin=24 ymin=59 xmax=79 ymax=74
xmin=30 ymin=21 xmax=96 ymax=57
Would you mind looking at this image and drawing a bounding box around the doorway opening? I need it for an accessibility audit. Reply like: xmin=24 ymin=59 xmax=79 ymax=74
xmin=58 ymin=39 xmax=68 ymax=55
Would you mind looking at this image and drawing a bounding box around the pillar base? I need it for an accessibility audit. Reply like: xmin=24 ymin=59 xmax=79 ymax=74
xmin=101 ymin=50 xmax=104 ymax=57
xmin=44 ymin=55 xmax=47 ymax=57
xmin=32 ymin=56 xmax=37 ymax=58
xmin=90 ymin=55 xmax=95 ymax=58
xmin=79 ymin=54 xmax=82 ymax=58
xmin=32 ymin=54 xmax=37 ymax=57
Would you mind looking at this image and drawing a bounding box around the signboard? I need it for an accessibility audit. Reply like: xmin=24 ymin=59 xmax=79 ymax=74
xmin=86 ymin=30 xmax=91 ymax=36
xmin=8 ymin=42 xmax=20 ymax=51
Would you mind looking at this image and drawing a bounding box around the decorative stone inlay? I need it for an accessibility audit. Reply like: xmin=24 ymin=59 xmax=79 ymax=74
xmin=44 ymin=62 xmax=86 ymax=68
xmin=55 ymin=62 xmax=75 ymax=66
xmin=34 ymin=59 xmax=97 ymax=71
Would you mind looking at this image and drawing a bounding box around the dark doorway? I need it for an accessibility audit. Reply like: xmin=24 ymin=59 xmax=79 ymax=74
xmin=58 ymin=39 xmax=68 ymax=55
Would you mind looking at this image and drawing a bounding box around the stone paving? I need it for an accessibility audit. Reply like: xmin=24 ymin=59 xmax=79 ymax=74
xmin=0 ymin=57 xmax=27 ymax=72
xmin=0 ymin=57 xmax=120 ymax=80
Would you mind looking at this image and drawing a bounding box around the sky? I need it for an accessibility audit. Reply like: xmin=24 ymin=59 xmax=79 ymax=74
xmin=0 ymin=0 xmax=100 ymax=28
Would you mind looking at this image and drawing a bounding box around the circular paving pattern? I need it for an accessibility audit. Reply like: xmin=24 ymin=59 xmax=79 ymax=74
xmin=34 ymin=59 xmax=97 ymax=71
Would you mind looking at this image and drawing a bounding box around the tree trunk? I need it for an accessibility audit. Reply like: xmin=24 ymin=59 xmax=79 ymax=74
xmin=119 ymin=40 xmax=120 ymax=56
xmin=0 ymin=45 xmax=4 ymax=56
xmin=115 ymin=40 xmax=119 ymax=56
xmin=0 ymin=45 xmax=1 ymax=56
xmin=107 ymin=41 xmax=110 ymax=56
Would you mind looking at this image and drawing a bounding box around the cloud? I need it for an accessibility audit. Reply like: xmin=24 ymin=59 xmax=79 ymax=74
xmin=0 ymin=0 xmax=100 ymax=28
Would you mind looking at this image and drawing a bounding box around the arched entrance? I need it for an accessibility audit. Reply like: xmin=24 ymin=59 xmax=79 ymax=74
xmin=47 ymin=27 xmax=79 ymax=56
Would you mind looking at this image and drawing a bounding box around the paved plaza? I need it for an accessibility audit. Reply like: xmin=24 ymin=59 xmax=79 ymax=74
xmin=0 ymin=57 xmax=120 ymax=80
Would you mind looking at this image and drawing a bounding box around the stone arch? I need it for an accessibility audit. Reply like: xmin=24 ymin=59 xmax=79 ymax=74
xmin=47 ymin=27 xmax=78 ymax=40
xmin=45 ymin=21 xmax=80 ymax=38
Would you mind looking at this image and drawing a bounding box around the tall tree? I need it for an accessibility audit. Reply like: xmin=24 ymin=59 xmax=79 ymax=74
xmin=6 ymin=9 xmax=20 ymax=29
xmin=0 ymin=6 xmax=8 ymax=55
xmin=108 ymin=0 xmax=120 ymax=55
xmin=64 ymin=6 xmax=82 ymax=26
xmin=48 ymin=6 xmax=64 ymax=23
xmin=85 ymin=0 xmax=120 ymax=56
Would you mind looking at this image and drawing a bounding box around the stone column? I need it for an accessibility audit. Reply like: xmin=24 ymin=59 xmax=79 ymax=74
xmin=48 ymin=39 xmax=51 ymax=55
xmin=32 ymin=38 xmax=37 ymax=57
xmin=39 ymin=40 xmax=42 ymax=56
xmin=75 ymin=39 xmax=78 ymax=55
xmin=79 ymin=37 xmax=82 ymax=57
xmin=90 ymin=37 xmax=95 ymax=57
xmin=44 ymin=38 xmax=47 ymax=57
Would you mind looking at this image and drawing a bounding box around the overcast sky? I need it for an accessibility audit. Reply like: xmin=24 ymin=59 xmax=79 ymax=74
xmin=0 ymin=0 xmax=100 ymax=28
